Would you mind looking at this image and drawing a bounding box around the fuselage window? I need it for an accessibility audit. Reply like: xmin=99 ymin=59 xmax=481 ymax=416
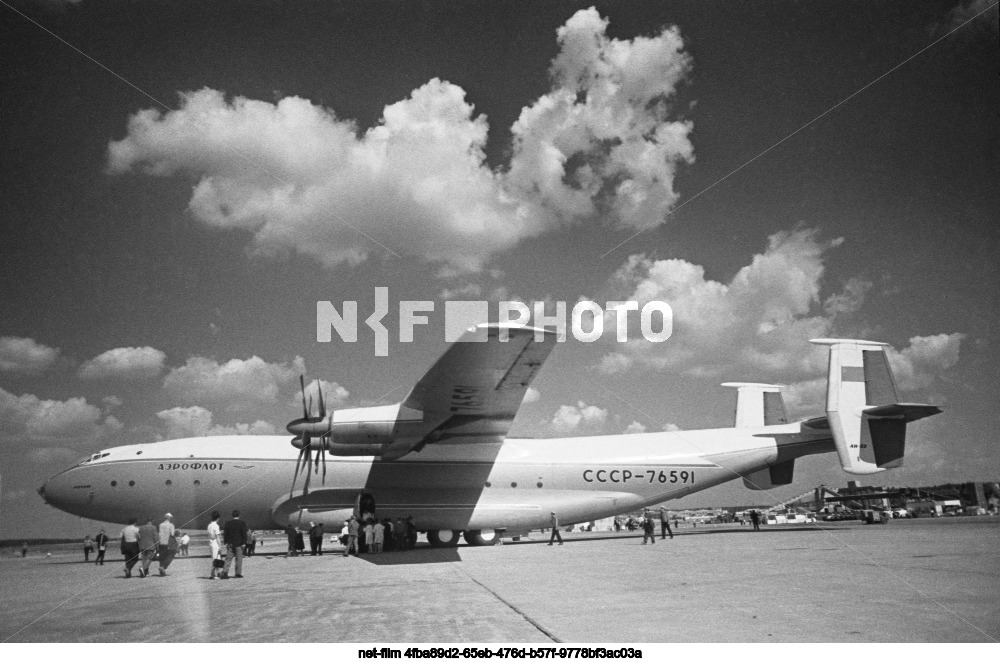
xmin=511 ymin=482 xmax=517 ymax=488
xmin=222 ymin=480 xmax=229 ymax=486
xmin=193 ymin=480 xmax=201 ymax=486
xmin=111 ymin=481 xmax=117 ymax=487
xmin=128 ymin=481 xmax=135 ymax=487
xmin=537 ymin=482 xmax=543 ymax=488
xmin=165 ymin=480 xmax=172 ymax=486
xmin=485 ymin=481 xmax=491 ymax=488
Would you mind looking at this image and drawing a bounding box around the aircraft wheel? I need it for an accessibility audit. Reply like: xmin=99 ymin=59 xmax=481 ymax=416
xmin=464 ymin=529 xmax=500 ymax=546
xmin=426 ymin=529 xmax=460 ymax=547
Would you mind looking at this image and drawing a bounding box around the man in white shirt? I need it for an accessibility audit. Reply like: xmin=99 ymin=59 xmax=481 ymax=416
xmin=207 ymin=510 xmax=222 ymax=579
xmin=120 ymin=518 xmax=141 ymax=578
xmin=157 ymin=512 xmax=176 ymax=577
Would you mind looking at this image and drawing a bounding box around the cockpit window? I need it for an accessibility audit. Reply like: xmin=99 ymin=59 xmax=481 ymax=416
xmin=78 ymin=452 xmax=110 ymax=465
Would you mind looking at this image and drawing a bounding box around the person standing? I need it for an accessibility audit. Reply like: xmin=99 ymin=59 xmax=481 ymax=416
xmin=405 ymin=516 xmax=417 ymax=550
xmin=548 ymin=512 xmax=564 ymax=545
xmin=659 ymin=507 xmax=674 ymax=540
xmin=221 ymin=509 xmax=249 ymax=579
xmin=247 ymin=530 xmax=257 ymax=556
xmin=21 ymin=542 xmax=28 ymax=558
xmin=343 ymin=516 xmax=359 ymax=557
xmin=120 ymin=518 xmax=140 ymax=578
xmin=394 ymin=518 xmax=407 ymax=551
xmin=373 ymin=519 xmax=385 ymax=554
xmin=309 ymin=521 xmax=324 ymax=556
xmin=178 ymin=531 xmax=190 ymax=556
xmin=207 ymin=511 xmax=223 ymax=579
xmin=363 ymin=519 xmax=374 ymax=554
xmin=137 ymin=517 xmax=158 ymax=578
xmin=750 ymin=510 xmax=760 ymax=532
xmin=94 ymin=529 xmax=109 ymax=565
xmin=83 ymin=535 xmax=94 ymax=562
xmin=285 ymin=523 xmax=298 ymax=557
xmin=157 ymin=513 xmax=177 ymax=577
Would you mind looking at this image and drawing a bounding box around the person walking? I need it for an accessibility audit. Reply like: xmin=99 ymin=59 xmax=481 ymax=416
xmin=343 ymin=515 xmax=359 ymax=557
xmin=94 ymin=529 xmax=109 ymax=565
xmin=207 ymin=511 xmax=223 ymax=579
xmin=220 ymin=510 xmax=249 ymax=579
xmin=642 ymin=516 xmax=656 ymax=544
xmin=659 ymin=507 xmax=674 ymax=540
xmin=157 ymin=513 xmax=177 ymax=577
xmin=83 ymin=535 xmax=94 ymax=562
xmin=548 ymin=512 xmax=564 ymax=545
xmin=120 ymin=518 xmax=141 ymax=578
xmin=137 ymin=517 xmax=158 ymax=577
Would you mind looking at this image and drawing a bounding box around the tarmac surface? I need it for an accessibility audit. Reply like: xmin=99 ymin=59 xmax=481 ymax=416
xmin=1 ymin=517 xmax=998 ymax=643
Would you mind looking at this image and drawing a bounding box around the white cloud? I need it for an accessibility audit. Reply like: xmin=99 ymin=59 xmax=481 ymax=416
xmin=551 ymin=400 xmax=608 ymax=434
xmin=522 ymin=386 xmax=541 ymax=404
xmin=0 ymin=386 xmax=123 ymax=443
xmin=601 ymin=229 xmax=852 ymax=379
xmin=156 ymin=405 xmax=278 ymax=439
xmin=291 ymin=379 xmax=350 ymax=414
xmin=662 ymin=423 xmax=682 ymax=432
xmin=0 ymin=336 xmax=59 ymax=374
xmin=78 ymin=346 xmax=166 ymax=380
xmin=107 ymin=9 xmax=693 ymax=272
xmin=624 ymin=420 xmax=647 ymax=434
xmin=163 ymin=355 xmax=305 ymax=410
xmin=887 ymin=333 xmax=965 ymax=391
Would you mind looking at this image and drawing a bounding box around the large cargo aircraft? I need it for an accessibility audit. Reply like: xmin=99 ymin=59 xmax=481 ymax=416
xmin=39 ymin=325 xmax=940 ymax=546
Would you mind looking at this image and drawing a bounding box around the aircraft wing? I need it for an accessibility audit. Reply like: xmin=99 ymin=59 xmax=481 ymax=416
xmin=385 ymin=323 xmax=557 ymax=457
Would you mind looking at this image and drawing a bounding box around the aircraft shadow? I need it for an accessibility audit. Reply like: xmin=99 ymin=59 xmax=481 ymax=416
xmin=355 ymin=547 xmax=461 ymax=565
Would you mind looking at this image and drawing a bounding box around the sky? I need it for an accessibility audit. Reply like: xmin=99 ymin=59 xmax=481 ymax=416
xmin=1 ymin=0 xmax=997 ymax=540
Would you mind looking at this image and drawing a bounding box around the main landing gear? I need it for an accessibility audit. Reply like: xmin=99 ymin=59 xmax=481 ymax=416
xmin=425 ymin=529 xmax=501 ymax=547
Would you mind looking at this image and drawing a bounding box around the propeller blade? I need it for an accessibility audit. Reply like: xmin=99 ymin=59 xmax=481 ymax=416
xmin=299 ymin=375 xmax=308 ymax=419
xmin=308 ymin=395 xmax=313 ymax=419
xmin=290 ymin=443 xmax=306 ymax=498
xmin=321 ymin=439 xmax=327 ymax=484
xmin=317 ymin=381 xmax=326 ymax=419
xmin=303 ymin=444 xmax=312 ymax=495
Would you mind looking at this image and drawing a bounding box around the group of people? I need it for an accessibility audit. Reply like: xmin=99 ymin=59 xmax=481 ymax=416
xmin=206 ymin=510 xmax=250 ymax=579
xmin=341 ymin=514 xmax=418 ymax=556
xmin=118 ymin=512 xmax=179 ymax=578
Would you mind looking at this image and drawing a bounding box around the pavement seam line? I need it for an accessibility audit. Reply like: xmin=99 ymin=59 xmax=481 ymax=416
xmin=450 ymin=562 xmax=562 ymax=643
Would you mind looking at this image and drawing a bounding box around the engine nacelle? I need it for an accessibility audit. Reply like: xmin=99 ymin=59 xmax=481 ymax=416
xmin=291 ymin=421 xmax=397 ymax=456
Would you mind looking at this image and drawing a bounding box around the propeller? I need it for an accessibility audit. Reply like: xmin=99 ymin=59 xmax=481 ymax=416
xmin=287 ymin=376 xmax=331 ymax=497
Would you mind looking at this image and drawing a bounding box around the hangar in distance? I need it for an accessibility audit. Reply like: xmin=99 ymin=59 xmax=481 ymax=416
xmin=39 ymin=324 xmax=940 ymax=546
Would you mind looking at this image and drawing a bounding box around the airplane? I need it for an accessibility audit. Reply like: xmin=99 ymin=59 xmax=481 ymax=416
xmin=38 ymin=325 xmax=941 ymax=547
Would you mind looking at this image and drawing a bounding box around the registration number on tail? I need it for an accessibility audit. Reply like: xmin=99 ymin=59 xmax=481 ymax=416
xmin=582 ymin=469 xmax=695 ymax=484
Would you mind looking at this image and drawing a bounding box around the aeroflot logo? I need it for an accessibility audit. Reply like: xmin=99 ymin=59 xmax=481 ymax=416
xmin=317 ymin=288 xmax=672 ymax=356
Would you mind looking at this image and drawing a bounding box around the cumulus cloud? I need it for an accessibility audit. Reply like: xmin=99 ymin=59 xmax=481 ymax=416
xmin=78 ymin=346 xmax=166 ymax=380
xmin=598 ymin=229 xmax=965 ymax=417
xmin=107 ymin=8 xmax=693 ymax=272
xmin=551 ymin=400 xmax=609 ymax=434
xmin=156 ymin=405 xmax=277 ymax=439
xmin=0 ymin=336 xmax=59 ymax=374
xmin=291 ymin=379 xmax=350 ymax=413
xmin=624 ymin=420 xmax=647 ymax=434
xmin=163 ymin=355 xmax=305 ymax=410
xmin=600 ymin=228 xmax=845 ymax=379
xmin=0 ymin=386 xmax=123 ymax=442
xmin=887 ymin=333 xmax=965 ymax=391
